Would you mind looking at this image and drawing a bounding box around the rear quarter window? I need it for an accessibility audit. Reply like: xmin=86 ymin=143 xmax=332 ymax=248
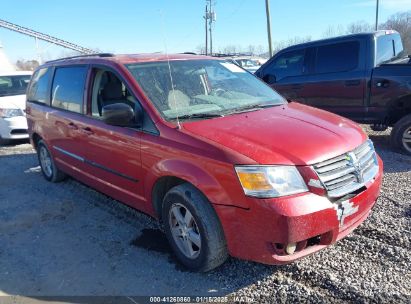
xmin=27 ymin=68 xmax=52 ymax=104
xmin=51 ymin=66 xmax=87 ymax=113
xmin=315 ymin=41 xmax=359 ymax=74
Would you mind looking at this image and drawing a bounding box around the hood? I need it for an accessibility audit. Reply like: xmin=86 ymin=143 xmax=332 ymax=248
xmin=0 ymin=94 xmax=26 ymax=110
xmin=182 ymin=102 xmax=367 ymax=165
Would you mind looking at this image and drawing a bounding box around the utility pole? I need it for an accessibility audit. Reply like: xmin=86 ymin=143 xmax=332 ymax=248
xmin=204 ymin=4 xmax=208 ymax=55
xmin=375 ymin=0 xmax=379 ymax=31
xmin=209 ymin=0 xmax=216 ymax=55
xmin=265 ymin=0 xmax=273 ymax=57
xmin=209 ymin=7 xmax=213 ymax=55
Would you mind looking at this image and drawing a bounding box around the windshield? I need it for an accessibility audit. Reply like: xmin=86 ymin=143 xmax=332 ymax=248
xmin=0 ymin=75 xmax=31 ymax=97
xmin=126 ymin=59 xmax=285 ymax=120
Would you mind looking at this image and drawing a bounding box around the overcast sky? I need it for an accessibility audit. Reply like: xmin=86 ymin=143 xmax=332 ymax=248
xmin=0 ymin=0 xmax=410 ymax=62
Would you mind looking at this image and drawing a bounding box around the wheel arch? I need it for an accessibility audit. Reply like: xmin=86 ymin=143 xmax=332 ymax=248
xmin=388 ymin=94 xmax=411 ymax=125
xmin=31 ymin=132 xmax=42 ymax=150
xmin=145 ymin=159 xmax=238 ymax=221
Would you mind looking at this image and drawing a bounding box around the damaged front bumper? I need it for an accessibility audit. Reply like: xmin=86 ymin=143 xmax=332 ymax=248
xmin=214 ymin=156 xmax=383 ymax=265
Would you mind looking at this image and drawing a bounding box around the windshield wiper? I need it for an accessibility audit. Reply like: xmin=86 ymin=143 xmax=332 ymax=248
xmin=169 ymin=112 xmax=224 ymax=121
xmin=227 ymin=103 xmax=280 ymax=114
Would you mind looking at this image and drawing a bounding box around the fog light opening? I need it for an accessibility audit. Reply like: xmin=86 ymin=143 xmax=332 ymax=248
xmin=307 ymin=235 xmax=322 ymax=247
xmin=285 ymin=242 xmax=297 ymax=255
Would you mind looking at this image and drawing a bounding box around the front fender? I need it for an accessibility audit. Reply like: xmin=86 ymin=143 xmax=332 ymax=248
xmin=144 ymin=158 xmax=249 ymax=215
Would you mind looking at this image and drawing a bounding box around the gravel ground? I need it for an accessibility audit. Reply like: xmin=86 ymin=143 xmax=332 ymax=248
xmin=0 ymin=127 xmax=410 ymax=303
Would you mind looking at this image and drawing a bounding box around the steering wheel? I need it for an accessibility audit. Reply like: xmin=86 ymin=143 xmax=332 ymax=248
xmin=212 ymin=88 xmax=227 ymax=96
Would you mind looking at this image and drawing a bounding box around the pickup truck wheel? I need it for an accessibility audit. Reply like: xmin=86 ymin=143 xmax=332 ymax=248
xmin=162 ymin=183 xmax=228 ymax=272
xmin=391 ymin=115 xmax=411 ymax=155
xmin=37 ymin=140 xmax=67 ymax=182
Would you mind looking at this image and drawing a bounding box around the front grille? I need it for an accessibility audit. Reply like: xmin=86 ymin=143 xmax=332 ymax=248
xmin=10 ymin=129 xmax=28 ymax=135
xmin=313 ymin=140 xmax=379 ymax=198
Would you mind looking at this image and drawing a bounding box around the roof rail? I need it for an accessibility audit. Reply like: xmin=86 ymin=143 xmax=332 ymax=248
xmin=212 ymin=52 xmax=253 ymax=57
xmin=45 ymin=53 xmax=114 ymax=63
xmin=180 ymin=52 xmax=198 ymax=55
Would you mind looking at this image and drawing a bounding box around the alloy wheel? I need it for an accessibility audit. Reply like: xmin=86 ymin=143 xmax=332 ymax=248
xmin=39 ymin=146 xmax=53 ymax=178
xmin=168 ymin=203 xmax=201 ymax=259
xmin=402 ymin=126 xmax=411 ymax=153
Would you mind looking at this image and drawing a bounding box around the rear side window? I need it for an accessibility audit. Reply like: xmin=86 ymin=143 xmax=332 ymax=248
xmin=377 ymin=34 xmax=404 ymax=65
xmin=315 ymin=41 xmax=359 ymax=74
xmin=265 ymin=49 xmax=305 ymax=80
xmin=51 ymin=66 xmax=87 ymax=113
xmin=27 ymin=68 xmax=51 ymax=103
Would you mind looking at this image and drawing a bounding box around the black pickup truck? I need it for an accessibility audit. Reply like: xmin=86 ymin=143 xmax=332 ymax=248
xmin=256 ymin=30 xmax=411 ymax=154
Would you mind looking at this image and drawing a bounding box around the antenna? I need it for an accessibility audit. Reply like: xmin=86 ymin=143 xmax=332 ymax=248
xmin=159 ymin=10 xmax=181 ymax=129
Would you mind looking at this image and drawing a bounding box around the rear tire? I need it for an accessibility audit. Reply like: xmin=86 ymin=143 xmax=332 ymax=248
xmin=37 ymin=140 xmax=66 ymax=182
xmin=391 ymin=115 xmax=411 ymax=155
xmin=162 ymin=183 xmax=228 ymax=272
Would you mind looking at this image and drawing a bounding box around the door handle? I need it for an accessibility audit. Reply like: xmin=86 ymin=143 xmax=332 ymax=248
xmin=81 ymin=127 xmax=94 ymax=135
xmin=376 ymin=79 xmax=390 ymax=88
xmin=345 ymin=80 xmax=361 ymax=86
xmin=67 ymin=122 xmax=78 ymax=130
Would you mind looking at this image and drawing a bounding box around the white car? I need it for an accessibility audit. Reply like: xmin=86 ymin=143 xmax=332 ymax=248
xmin=226 ymin=58 xmax=262 ymax=74
xmin=0 ymin=71 xmax=32 ymax=144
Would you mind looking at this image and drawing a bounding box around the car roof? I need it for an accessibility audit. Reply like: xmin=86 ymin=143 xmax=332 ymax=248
xmin=278 ymin=30 xmax=399 ymax=53
xmin=0 ymin=70 xmax=33 ymax=76
xmin=43 ymin=53 xmax=215 ymax=67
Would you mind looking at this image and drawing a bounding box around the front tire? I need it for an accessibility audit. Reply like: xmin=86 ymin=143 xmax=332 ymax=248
xmin=162 ymin=183 xmax=228 ymax=272
xmin=391 ymin=115 xmax=411 ymax=155
xmin=0 ymin=136 xmax=10 ymax=145
xmin=37 ymin=140 xmax=66 ymax=182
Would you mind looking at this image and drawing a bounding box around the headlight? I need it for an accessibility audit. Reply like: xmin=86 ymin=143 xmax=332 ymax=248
xmin=235 ymin=166 xmax=308 ymax=198
xmin=0 ymin=108 xmax=24 ymax=118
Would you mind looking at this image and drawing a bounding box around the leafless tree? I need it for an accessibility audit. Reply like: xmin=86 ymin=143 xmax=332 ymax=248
xmin=322 ymin=25 xmax=345 ymax=38
xmin=195 ymin=44 xmax=206 ymax=55
xmin=256 ymin=45 xmax=266 ymax=56
xmin=222 ymin=45 xmax=238 ymax=54
xmin=346 ymin=21 xmax=373 ymax=34
xmin=272 ymin=36 xmax=312 ymax=55
xmin=15 ymin=60 xmax=39 ymax=71
xmin=380 ymin=11 xmax=411 ymax=54
xmin=246 ymin=45 xmax=255 ymax=56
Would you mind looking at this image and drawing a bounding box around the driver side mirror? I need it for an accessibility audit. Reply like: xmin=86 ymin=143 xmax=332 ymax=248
xmin=263 ymin=74 xmax=276 ymax=85
xmin=102 ymin=103 xmax=142 ymax=127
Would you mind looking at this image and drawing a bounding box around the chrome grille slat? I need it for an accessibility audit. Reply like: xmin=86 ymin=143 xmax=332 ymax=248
xmin=325 ymin=173 xmax=356 ymax=186
xmin=320 ymin=166 xmax=357 ymax=183
xmin=359 ymin=150 xmax=374 ymax=167
xmin=313 ymin=140 xmax=379 ymax=198
xmin=314 ymin=155 xmax=347 ymax=169
xmin=362 ymin=157 xmax=375 ymax=171
xmin=356 ymin=145 xmax=371 ymax=159
xmin=315 ymin=159 xmax=349 ymax=173
xmin=326 ymin=176 xmax=357 ymax=191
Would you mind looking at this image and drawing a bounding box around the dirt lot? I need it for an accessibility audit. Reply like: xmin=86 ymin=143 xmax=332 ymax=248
xmin=0 ymin=127 xmax=410 ymax=303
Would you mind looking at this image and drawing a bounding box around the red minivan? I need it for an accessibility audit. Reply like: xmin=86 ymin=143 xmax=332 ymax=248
xmin=26 ymin=53 xmax=383 ymax=271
